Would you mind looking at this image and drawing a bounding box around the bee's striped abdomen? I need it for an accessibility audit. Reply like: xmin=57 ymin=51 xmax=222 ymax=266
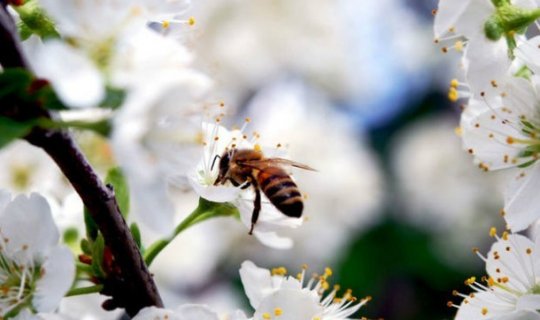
xmin=258 ymin=167 xmax=303 ymax=218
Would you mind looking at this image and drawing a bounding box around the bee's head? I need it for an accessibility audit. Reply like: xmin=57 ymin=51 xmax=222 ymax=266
xmin=213 ymin=149 xmax=233 ymax=185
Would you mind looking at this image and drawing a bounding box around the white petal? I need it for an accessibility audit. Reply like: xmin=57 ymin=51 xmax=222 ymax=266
xmin=239 ymin=260 xmax=274 ymax=309
xmin=33 ymin=246 xmax=75 ymax=312
xmin=32 ymin=41 xmax=104 ymax=108
xmin=188 ymin=173 xmax=241 ymax=203
xmin=496 ymin=310 xmax=540 ymax=320
xmin=433 ymin=0 xmax=472 ymax=39
xmin=516 ymin=36 xmax=540 ymax=74
xmin=252 ymin=231 xmax=293 ymax=250
xmin=174 ymin=304 xmax=220 ymax=320
xmin=455 ymin=290 xmax=515 ymax=320
xmin=229 ymin=310 xmax=250 ymax=320
xmin=254 ymin=289 xmax=322 ymax=320
xmin=0 ymin=190 xmax=11 ymax=213
xmin=132 ymin=306 xmax=178 ymax=320
xmin=504 ymin=164 xmax=540 ymax=232
xmin=13 ymin=309 xmax=43 ymax=320
xmin=486 ymin=234 xmax=537 ymax=293
xmin=0 ymin=193 xmax=59 ymax=258
xmin=516 ymin=295 xmax=540 ymax=312
xmin=461 ymin=103 xmax=522 ymax=170
xmin=453 ymin=0 xmax=493 ymax=38
xmin=464 ymin=36 xmax=511 ymax=102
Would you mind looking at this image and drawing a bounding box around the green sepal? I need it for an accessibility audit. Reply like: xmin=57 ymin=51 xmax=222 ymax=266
xmin=105 ymin=167 xmax=130 ymax=219
xmin=515 ymin=66 xmax=532 ymax=79
xmin=84 ymin=207 xmax=98 ymax=241
xmin=492 ymin=0 xmax=510 ymax=6
xmin=0 ymin=117 xmax=35 ymax=148
xmin=91 ymin=234 xmax=106 ymax=278
xmin=100 ymin=87 xmax=126 ymax=110
xmin=485 ymin=5 xmax=540 ymax=41
xmin=14 ymin=0 xmax=59 ymax=40
xmin=80 ymin=238 xmax=92 ymax=255
xmin=517 ymin=158 xmax=537 ymax=168
xmin=484 ymin=15 xmax=505 ymax=40
xmin=130 ymin=223 xmax=143 ymax=252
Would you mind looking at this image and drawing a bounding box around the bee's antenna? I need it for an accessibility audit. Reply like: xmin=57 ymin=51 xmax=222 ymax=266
xmin=211 ymin=154 xmax=221 ymax=171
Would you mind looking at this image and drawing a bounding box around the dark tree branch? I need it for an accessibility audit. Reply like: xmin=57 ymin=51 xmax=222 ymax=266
xmin=0 ymin=4 xmax=163 ymax=317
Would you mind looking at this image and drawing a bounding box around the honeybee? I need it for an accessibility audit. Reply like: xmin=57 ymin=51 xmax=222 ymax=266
xmin=213 ymin=147 xmax=315 ymax=234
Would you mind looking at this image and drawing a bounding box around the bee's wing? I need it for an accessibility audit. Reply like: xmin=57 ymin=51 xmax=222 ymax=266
xmin=241 ymin=158 xmax=317 ymax=171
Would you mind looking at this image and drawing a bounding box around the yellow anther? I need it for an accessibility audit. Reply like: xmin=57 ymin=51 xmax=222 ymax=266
xmin=271 ymin=267 xmax=287 ymax=276
xmin=465 ymin=277 xmax=476 ymax=286
xmin=262 ymin=313 xmax=271 ymax=320
xmin=301 ymin=264 xmax=308 ymax=270
xmin=254 ymin=144 xmax=262 ymax=152
xmin=245 ymin=117 xmax=251 ymax=123
xmin=502 ymin=231 xmax=509 ymax=240
xmin=324 ymin=267 xmax=333 ymax=277
xmin=274 ymin=308 xmax=283 ymax=316
xmin=454 ymin=126 xmax=462 ymax=137
xmin=482 ymin=307 xmax=488 ymax=315
xmin=450 ymin=79 xmax=459 ymax=88
xmin=188 ymin=16 xmax=196 ymax=26
xmin=489 ymin=227 xmax=497 ymax=238
xmin=454 ymin=40 xmax=464 ymax=52
xmin=487 ymin=277 xmax=494 ymax=287
xmin=161 ymin=20 xmax=170 ymax=29
xmin=296 ymin=272 xmax=303 ymax=280
xmin=448 ymin=87 xmax=458 ymax=102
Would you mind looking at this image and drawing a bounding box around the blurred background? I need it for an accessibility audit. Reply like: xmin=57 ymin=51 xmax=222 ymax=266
xmin=0 ymin=0 xmax=511 ymax=319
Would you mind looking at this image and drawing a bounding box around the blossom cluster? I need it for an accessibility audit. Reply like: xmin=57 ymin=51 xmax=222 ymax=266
xmin=435 ymin=0 xmax=540 ymax=318
xmin=0 ymin=0 xmax=378 ymax=318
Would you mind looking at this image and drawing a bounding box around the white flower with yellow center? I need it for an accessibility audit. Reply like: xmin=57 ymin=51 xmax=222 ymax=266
xmin=450 ymin=229 xmax=540 ymax=319
xmin=434 ymin=0 xmax=540 ymax=101
xmin=237 ymin=261 xmax=369 ymax=320
xmin=111 ymin=72 xmax=211 ymax=233
xmin=461 ymin=76 xmax=540 ymax=232
xmin=25 ymin=0 xmax=193 ymax=108
xmin=0 ymin=191 xmax=75 ymax=318
xmin=188 ymin=121 xmax=303 ymax=249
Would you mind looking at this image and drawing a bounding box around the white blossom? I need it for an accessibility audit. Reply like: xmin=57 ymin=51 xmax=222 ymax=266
xmin=452 ymin=230 xmax=540 ymax=319
xmin=0 ymin=192 xmax=74 ymax=317
xmin=188 ymin=122 xmax=303 ymax=249
xmin=461 ymin=76 xmax=540 ymax=232
xmin=238 ymin=261 xmax=369 ymax=320
xmin=111 ymin=72 xmax=211 ymax=233
xmin=24 ymin=0 xmax=193 ymax=108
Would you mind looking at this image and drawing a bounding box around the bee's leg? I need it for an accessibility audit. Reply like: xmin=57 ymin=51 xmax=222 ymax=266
xmin=249 ymin=177 xmax=261 ymax=235
xmin=240 ymin=182 xmax=251 ymax=190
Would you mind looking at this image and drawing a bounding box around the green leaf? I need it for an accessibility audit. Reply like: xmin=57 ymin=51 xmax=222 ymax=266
xmin=91 ymin=234 xmax=105 ymax=278
xmin=105 ymin=168 xmax=130 ymax=219
xmin=130 ymin=223 xmax=143 ymax=252
xmin=0 ymin=117 xmax=35 ymax=148
xmin=0 ymin=68 xmax=33 ymax=99
xmin=84 ymin=207 xmax=98 ymax=241
xmin=100 ymin=87 xmax=126 ymax=110
xmin=14 ymin=0 xmax=59 ymax=40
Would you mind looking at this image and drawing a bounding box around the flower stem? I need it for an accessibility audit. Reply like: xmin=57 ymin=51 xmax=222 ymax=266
xmin=66 ymin=285 xmax=104 ymax=297
xmin=144 ymin=198 xmax=239 ymax=266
